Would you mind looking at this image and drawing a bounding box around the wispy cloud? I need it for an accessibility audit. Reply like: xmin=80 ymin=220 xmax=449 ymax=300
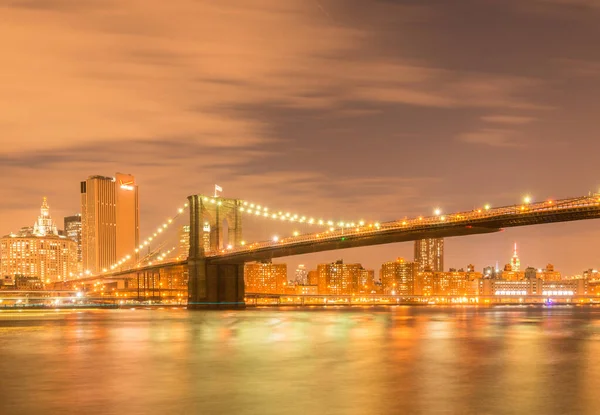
xmin=457 ymin=129 xmax=523 ymax=148
xmin=481 ymin=115 xmax=537 ymax=125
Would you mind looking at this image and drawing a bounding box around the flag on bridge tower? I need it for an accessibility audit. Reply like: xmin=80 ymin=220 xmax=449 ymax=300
xmin=214 ymin=184 xmax=223 ymax=197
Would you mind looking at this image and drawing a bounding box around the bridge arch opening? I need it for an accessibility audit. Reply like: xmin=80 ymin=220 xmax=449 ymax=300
xmin=221 ymin=219 xmax=230 ymax=249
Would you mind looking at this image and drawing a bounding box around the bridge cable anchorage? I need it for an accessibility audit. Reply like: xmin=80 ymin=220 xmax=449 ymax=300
xmin=102 ymin=202 xmax=190 ymax=275
xmin=236 ymin=198 xmax=377 ymax=235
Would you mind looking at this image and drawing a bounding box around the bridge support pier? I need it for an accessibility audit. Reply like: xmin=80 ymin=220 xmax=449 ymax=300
xmin=188 ymin=259 xmax=245 ymax=309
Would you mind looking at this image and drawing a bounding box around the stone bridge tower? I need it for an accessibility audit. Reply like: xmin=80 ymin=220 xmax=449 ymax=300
xmin=187 ymin=195 xmax=245 ymax=309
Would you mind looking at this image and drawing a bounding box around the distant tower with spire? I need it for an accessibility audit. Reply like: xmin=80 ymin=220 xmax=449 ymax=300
xmin=32 ymin=197 xmax=58 ymax=236
xmin=510 ymin=242 xmax=521 ymax=271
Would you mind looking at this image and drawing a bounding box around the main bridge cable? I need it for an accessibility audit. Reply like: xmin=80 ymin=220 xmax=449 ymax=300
xmin=102 ymin=202 xmax=190 ymax=275
xmin=213 ymin=193 xmax=600 ymax=255
xmin=237 ymin=198 xmax=377 ymax=232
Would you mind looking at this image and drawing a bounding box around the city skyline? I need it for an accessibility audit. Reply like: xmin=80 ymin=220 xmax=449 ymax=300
xmin=2 ymin=0 xmax=600 ymax=276
xmin=2 ymin=189 xmax=599 ymax=278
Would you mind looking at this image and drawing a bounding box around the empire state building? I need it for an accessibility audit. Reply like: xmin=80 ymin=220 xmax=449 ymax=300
xmin=510 ymin=242 xmax=521 ymax=271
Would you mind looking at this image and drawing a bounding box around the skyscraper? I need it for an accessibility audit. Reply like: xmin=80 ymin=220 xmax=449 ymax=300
xmin=33 ymin=197 xmax=58 ymax=236
xmin=64 ymin=214 xmax=82 ymax=269
xmin=80 ymin=173 xmax=139 ymax=273
xmin=510 ymin=242 xmax=521 ymax=271
xmin=414 ymin=238 xmax=444 ymax=272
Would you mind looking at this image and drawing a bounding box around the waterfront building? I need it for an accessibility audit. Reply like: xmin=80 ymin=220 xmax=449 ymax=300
xmin=80 ymin=173 xmax=140 ymax=273
xmin=541 ymin=279 xmax=586 ymax=296
xmin=414 ymin=238 xmax=443 ymax=272
xmin=307 ymin=270 xmax=319 ymax=285
xmin=244 ymin=262 xmax=287 ymax=294
xmin=483 ymin=265 xmax=500 ymax=279
xmin=1 ymin=198 xmax=78 ymax=283
xmin=525 ymin=266 xmax=537 ymax=280
xmin=499 ymin=263 xmax=525 ymax=281
xmin=435 ymin=271 xmax=481 ymax=296
xmin=480 ymin=278 xmax=541 ymax=296
xmin=316 ymin=260 xmax=374 ymax=295
xmin=295 ymin=264 xmax=308 ymax=285
xmin=295 ymin=285 xmax=318 ymax=295
xmin=414 ymin=271 xmax=435 ymax=296
xmin=415 ymin=269 xmax=482 ymax=296
xmin=381 ymin=258 xmax=419 ymax=295
xmin=537 ymin=264 xmax=561 ymax=281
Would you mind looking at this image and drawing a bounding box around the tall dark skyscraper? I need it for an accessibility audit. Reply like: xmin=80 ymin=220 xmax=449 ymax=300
xmin=414 ymin=238 xmax=444 ymax=272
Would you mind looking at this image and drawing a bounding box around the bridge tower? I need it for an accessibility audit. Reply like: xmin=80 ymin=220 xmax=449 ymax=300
xmin=187 ymin=195 xmax=245 ymax=309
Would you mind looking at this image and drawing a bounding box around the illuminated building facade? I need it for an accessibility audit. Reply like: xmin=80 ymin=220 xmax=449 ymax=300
xmin=244 ymin=262 xmax=287 ymax=294
xmin=500 ymin=263 xmax=525 ymax=281
xmin=1 ymin=199 xmax=78 ymax=283
xmin=295 ymin=264 xmax=308 ymax=285
xmin=415 ymin=269 xmax=482 ymax=296
xmin=541 ymin=279 xmax=586 ymax=296
xmin=316 ymin=260 xmax=373 ymax=295
xmin=81 ymin=173 xmax=140 ymax=273
xmin=414 ymin=238 xmax=444 ymax=272
xmin=381 ymin=258 xmax=419 ymax=295
xmin=583 ymin=269 xmax=599 ymax=280
xmin=537 ymin=264 xmax=561 ymax=281
xmin=483 ymin=265 xmax=500 ymax=279
xmin=479 ymin=278 xmax=586 ymax=296
xmin=510 ymin=242 xmax=521 ymax=271
xmin=33 ymin=197 xmax=58 ymax=236
xmin=307 ymin=270 xmax=319 ymax=285
xmin=434 ymin=271 xmax=481 ymax=296
xmin=64 ymin=214 xmax=82 ymax=270
xmin=415 ymin=271 xmax=435 ymax=296
xmin=178 ymin=225 xmax=190 ymax=260
xmin=295 ymin=285 xmax=318 ymax=295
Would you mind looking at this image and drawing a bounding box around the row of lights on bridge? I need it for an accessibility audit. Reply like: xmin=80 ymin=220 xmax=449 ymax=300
xmin=100 ymin=194 xmax=546 ymax=271
xmin=102 ymin=203 xmax=189 ymax=273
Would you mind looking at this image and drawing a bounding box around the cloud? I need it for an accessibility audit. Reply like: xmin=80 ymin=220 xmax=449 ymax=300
xmin=556 ymin=58 xmax=600 ymax=77
xmin=536 ymin=0 xmax=600 ymax=8
xmin=0 ymin=0 xmax=552 ymax=158
xmin=481 ymin=115 xmax=537 ymax=125
xmin=457 ymin=129 xmax=523 ymax=148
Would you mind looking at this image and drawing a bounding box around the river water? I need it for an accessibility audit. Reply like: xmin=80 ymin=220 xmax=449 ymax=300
xmin=1 ymin=306 xmax=600 ymax=415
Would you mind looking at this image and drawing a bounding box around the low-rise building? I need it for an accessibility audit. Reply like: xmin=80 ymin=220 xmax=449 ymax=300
xmin=380 ymin=258 xmax=419 ymax=295
xmin=244 ymin=262 xmax=287 ymax=294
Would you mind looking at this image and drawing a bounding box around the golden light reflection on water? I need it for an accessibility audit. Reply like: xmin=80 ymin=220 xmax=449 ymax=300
xmin=1 ymin=307 xmax=600 ymax=414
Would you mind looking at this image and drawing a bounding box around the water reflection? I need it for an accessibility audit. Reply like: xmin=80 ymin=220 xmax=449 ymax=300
xmin=1 ymin=307 xmax=600 ymax=414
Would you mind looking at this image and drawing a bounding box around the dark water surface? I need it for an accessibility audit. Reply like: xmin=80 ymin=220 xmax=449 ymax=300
xmin=1 ymin=306 xmax=600 ymax=415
